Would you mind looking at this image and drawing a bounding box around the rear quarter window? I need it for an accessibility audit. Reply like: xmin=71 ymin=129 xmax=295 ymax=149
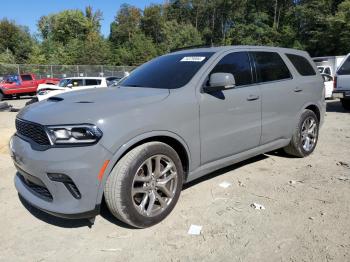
xmin=85 ymin=79 xmax=101 ymax=86
xmin=286 ymin=54 xmax=316 ymax=76
xmin=251 ymin=52 xmax=292 ymax=83
xmin=337 ymin=56 xmax=350 ymax=75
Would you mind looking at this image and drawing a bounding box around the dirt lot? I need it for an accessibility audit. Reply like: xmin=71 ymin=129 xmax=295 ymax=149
xmin=0 ymin=98 xmax=349 ymax=262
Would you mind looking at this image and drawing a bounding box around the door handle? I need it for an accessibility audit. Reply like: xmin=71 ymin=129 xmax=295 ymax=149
xmin=294 ymin=87 xmax=303 ymax=92
xmin=247 ymin=94 xmax=260 ymax=101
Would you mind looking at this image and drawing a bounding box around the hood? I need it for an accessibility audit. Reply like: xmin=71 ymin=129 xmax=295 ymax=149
xmin=17 ymin=86 xmax=170 ymax=125
xmin=37 ymin=83 xmax=60 ymax=91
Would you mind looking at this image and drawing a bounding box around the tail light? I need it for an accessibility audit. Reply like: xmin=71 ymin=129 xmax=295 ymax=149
xmin=333 ymin=76 xmax=337 ymax=90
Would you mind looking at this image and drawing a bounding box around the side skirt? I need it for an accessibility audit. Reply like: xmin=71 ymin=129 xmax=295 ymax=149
xmin=186 ymin=138 xmax=290 ymax=183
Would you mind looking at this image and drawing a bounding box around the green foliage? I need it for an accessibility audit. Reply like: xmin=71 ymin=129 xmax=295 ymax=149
xmin=0 ymin=1 xmax=350 ymax=66
xmin=0 ymin=19 xmax=34 ymax=63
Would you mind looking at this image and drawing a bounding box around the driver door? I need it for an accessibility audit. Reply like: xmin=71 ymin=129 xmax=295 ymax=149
xmin=199 ymin=51 xmax=262 ymax=164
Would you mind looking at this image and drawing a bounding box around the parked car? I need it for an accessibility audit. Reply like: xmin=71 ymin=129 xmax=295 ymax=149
xmin=333 ymin=53 xmax=350 ymax=110
xmin=0 ymin=74 xmax=59 ymax=101
xmin=10 ymin=46 xmax=325 ymax=228
xmin=313 ymin=55 xmax=346 ymax=77
xmin=321 ymin=73 xmax=334 ymax=99
xmin=36 ymin=77 xmax=108 ymax=101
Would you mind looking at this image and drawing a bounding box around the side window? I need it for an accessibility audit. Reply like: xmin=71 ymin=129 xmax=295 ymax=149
xmin=21 ymin=75 xmax=33 ymax=81
xmin=85 ymin=79 xmax=101 ymax=86
xmin=71 ymin=79 xmax=84 ymax=87
xmin=252 ymin=52 xmax=291 ymax=83
xmin=286 ymin=53 xmax=316 ymax=76
xmin=210 ymin=51 xmax=253 ymax=86
xmin=338 ymin=56 xmax=350 ymax=75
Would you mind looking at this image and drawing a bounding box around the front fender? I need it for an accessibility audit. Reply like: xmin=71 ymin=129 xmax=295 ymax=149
xmin=94 ymin=130 xmax=191 ymax=205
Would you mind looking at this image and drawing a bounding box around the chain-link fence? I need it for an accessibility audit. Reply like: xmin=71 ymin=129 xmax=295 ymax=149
xmin=0 ymin=64 xmax=136 ymax=79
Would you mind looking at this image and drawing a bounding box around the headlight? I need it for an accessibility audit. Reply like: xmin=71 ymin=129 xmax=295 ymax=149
xmin=46 ymin=124 xmax=102 ymax=145
xmin=38 ymin=90 xmax=50 ymax=95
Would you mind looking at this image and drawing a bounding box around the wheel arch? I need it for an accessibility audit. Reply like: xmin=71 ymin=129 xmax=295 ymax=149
xmin=96 ymin=131 xmax=192 ymax=205
xmin=304 ymin=104 xmax=321 ymax=123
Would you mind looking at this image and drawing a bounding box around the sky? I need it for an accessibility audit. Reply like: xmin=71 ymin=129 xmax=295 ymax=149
xmin=1 ymin=0 xmax=163 ymax=37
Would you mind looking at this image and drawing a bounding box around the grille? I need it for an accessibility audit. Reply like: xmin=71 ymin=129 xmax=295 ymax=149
xmin=16 ymin=118 xmax=50 ymax=145
xmin=18 ymin=174 xmax=53 ymax=201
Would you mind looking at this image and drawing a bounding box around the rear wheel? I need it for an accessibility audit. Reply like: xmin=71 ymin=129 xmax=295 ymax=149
xmin=104 ymin=142 xmax=183 ymax=228
xmin=284 ymin=109 xmax=319 ymax=157
xmin=340 ymin=99 xmax=350 ymax=110
xmin=0 ymin=92 xmax=3 ymax=101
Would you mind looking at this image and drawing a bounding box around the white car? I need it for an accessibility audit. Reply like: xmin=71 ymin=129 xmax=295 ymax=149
xmin=321 ymin=73 xmax=334 ymax=99
xmin=36 ymin=77 xmax=109 ymax=101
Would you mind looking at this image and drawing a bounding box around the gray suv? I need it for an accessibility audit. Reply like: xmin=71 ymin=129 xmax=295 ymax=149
xmin=10 ymin=46 xmax=325 ymax=228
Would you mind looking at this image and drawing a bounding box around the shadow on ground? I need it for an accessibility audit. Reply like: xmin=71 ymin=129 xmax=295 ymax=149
xmin=18 ymin=194 xmax=93 ymax=228
xmin=17 ymin=153 xmax=275 ymax=229
xmin=326 ymin=99 xmax=349 ymax=113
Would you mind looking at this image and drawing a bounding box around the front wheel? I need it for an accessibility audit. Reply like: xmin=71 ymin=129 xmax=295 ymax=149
xmin=284 ymin=109 xmax=319 ymax=157
xmin=104 ymin=142 xmax=183 ymax=228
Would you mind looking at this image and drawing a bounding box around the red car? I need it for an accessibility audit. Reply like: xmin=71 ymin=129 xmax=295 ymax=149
xmin=0 ymin=74 xmax=60 ymax=101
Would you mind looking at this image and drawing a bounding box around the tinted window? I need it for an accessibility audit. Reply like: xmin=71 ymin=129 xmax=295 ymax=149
xmin=286 ymin=54 xmax=316 ymax=76
xmin=338 ymin=56 xmax=350 ymax=75
xmin=252 ymin=52 xmax=291 ymax=82
xmin=85 ymin=79 xmax=101 ymax=86
xmin=21 ymin=75 xmax=33 ymax=81
xmin=210 ymin=52 xmax=252 ymax=86
xmin=119 ymin=52 xmax=214 ymax=89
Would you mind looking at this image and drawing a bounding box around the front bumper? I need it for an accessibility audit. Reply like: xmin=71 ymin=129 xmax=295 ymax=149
xmin=10 ymin=135 xmax=113 ymax=218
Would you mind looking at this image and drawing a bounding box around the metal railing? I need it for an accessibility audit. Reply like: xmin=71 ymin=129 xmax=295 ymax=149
xmin=0 ymin=64 xmax=136 ymax=79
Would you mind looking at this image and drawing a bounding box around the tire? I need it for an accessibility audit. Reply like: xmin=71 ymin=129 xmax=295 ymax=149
xmin=0 ymin=92 xmax=3 ymax=101
xmin=341 ymin=99 xmax=350 ymax=110
xmin=284 ymin=109 xmax=319 ymax=157
xmin=104 ymin=142 xmax=184 ymax=228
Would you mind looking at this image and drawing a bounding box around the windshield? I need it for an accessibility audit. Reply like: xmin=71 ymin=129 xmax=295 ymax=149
xmin=119 ymin=52 xmax=214 ymax=89
xmin=58 ymin=79 xmax=71 ymax=87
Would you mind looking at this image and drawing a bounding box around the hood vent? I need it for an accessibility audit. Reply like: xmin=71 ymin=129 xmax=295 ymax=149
xmin=47 ymin=97 xmax=63 ymax=102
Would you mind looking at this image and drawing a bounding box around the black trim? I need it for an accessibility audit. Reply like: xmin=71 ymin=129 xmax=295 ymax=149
xmin=20 ymin=195 xmax=100 ymax=219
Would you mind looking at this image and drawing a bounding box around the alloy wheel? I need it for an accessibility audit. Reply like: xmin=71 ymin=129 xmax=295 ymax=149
xmin=131 ymin=155 xmax=178 ymax=217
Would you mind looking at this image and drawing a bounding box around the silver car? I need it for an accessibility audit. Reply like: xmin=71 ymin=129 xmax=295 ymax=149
xmin=10 ymin=46 xmax=325 ymax=228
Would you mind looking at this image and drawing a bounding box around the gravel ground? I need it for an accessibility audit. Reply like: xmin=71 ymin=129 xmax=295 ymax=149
xmin=0 ymin=98 xmax=349 ymax=262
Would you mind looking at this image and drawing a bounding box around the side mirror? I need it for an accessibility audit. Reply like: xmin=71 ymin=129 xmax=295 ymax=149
xmin=203 ymin=73 xmax=236 ymax=93
xmin=67 ymin=83 xmax=73 ymax=88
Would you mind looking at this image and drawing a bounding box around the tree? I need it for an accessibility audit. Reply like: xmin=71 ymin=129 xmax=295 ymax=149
xmin=0 ymin=19 xmax=34 ymax=63
xmin=159 ymin=20 xmax=203 ymax=52
xmin=113 ymin=33 xmax=158 ymax=65
xmin=110 ymin=4 xmax=142 ymax=44
xmin=141 ymin=4 xmax=165 ymax=44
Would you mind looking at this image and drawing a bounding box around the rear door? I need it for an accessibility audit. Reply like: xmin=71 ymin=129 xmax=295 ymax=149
xmin=199 ymin=51 xmax=261 ymax=164
xmin=336 ymin=54 xmax=350 ymax=91
xmin=250 ymin=51 xmax=297 ymax=144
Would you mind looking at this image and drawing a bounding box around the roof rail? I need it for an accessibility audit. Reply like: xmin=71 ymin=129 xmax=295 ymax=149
xmin=170 ymin=44 xmax=216 ymax=53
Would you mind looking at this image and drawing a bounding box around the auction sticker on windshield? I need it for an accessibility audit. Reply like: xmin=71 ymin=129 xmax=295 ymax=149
xmin=180 ymin=56 xmax=206 ymax=62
